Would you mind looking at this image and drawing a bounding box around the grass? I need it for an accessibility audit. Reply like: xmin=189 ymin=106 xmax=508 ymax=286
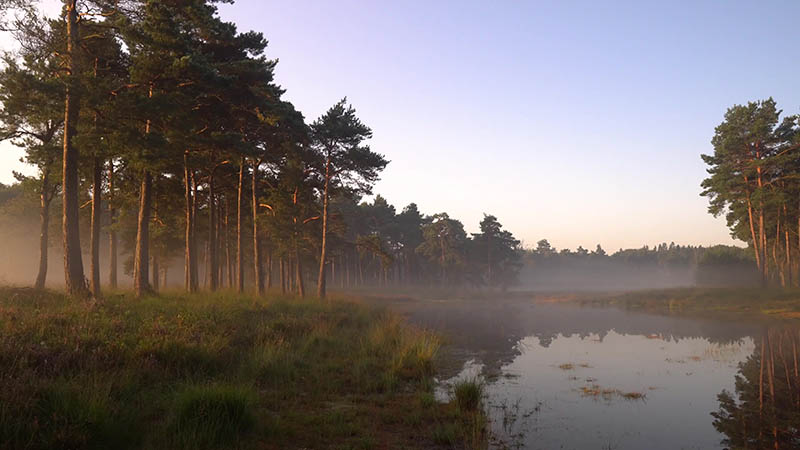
xmin=578 ymin=384 xmax=646 ymax=402
xmin=453 ymin=378 xmax=484 ymax=413
xmin=438 ymin=378 xmax=488 ymax=449
xmin=575 ymin=287 xmax=800 ymax=319
xmin=0 ymin=286 xmax=486 ymax=449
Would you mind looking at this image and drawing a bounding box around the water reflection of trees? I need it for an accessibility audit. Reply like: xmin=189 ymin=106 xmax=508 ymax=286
xmin=713 ymin=328 xmax=800 ymax=449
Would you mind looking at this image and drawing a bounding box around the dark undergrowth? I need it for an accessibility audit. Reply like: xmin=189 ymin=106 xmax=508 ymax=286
xmin=0 ymin=286 xmax=487 ymax=449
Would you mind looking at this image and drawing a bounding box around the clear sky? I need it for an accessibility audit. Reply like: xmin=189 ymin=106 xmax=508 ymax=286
xmin=3 ymin=0 xmax=799 ymax=251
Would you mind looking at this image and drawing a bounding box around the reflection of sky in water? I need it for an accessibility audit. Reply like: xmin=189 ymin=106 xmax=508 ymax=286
xmin=480 ymin=332 xmax=752 ymax=449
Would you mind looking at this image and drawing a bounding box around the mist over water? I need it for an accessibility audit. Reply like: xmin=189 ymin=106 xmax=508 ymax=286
xmin=390 ymin=298 xmax=791 ymax=449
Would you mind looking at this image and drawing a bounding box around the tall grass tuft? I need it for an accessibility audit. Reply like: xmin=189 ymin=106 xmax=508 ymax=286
xmin=453 ymin=378 xmax=484 ymax=412
xmin=169 ymin=384 xmax=256 ymax=449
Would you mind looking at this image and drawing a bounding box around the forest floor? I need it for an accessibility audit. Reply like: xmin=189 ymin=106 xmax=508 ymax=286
xmin=0 ymin=287 xmax=487 ymax=450
xmin=570 ymin=287 xmax=800 ymax=319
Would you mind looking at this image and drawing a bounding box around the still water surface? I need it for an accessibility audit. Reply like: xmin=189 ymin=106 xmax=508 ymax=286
xmin=396 ymin=299 xmax=796 ymax=449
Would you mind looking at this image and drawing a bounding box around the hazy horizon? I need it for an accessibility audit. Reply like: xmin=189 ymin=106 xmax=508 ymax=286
xmin=5 ymin=0 xmax=798 ymax=250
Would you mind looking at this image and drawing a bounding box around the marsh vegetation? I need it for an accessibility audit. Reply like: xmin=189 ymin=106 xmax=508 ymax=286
xmin=0 ymin=287 xmax=489 ymax=449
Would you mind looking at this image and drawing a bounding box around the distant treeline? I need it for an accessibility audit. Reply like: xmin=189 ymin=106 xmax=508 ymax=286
xmin=519 ymin=240 xmax=758 ymax=290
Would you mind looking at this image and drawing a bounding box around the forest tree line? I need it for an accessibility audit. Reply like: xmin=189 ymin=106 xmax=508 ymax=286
xmin=522 ymin=240 xmax=758 ymax=289
xmin=0 ymin=0 xmax=523 ymax=298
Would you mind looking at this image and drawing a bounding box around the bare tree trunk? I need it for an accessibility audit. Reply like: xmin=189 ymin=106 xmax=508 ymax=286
xmin=191 ymin=172 xmax=199 ymax=291
xmin=35 ymin=168 xmax=51 ymax=289
xmin=208 ymin=173 xmax=218 ymax=291
xmin=225 ymin=198 xmax=232 ymax=288
xmin=296 ymin=251 xmax=304 ymax=297
xmin=203 ymin=240 xmax=209 ymax=289
xmin=218 ymin=200 xmax=224 ymax=287
xmin=133 ymin=170 xmax=152 ymax=297
xmin=90 ymin=156 xmax=102 ymax=298
xmin=231 ymin=161 xmax=242 ymax=293
xmin=785 ymin=203 xmax=792 ymax=288
xmin=108 ymin=161 xmax=117 ymax=289
xmin=184 ymin=153 xmax=194 ymax=292
xmin=756 ymin=156 xmax=768 ymax=286
xmin=251 ymin=160 xmax=263 ymax=295
xmin=760 ymin=335 xmax=765 ymax=414
xmin=317 ymin=158 xmax=330 ymax=299
xmin=62 ymin=0 xmax=86 ymax=297
xmin=775 ymin=212 xmax=785 ymax=287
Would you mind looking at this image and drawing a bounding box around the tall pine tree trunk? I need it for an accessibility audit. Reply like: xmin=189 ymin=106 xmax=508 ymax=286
xmin=785 ymin=204 xmax=792 ymax=288
xmin=251 ymin=160 xmax=263 ymax=295
xmin=184 ymin=152 xmax=195 ymax=292
xmin=108 ymin=161 xmax=117 ymax=289
xmin=208 ymin=173 xmax=218 ymax=291
xmin=225 ymin=198 xmax=232 ymax=288
xmin=35 ymin=168 xmax=51 ymax=289
xmin=317 ymin=158 xmax=330 ymax=299
xmin=191 ymin=172 xmax=199 ymax=291
xmin=236 ymin=160 xmax=244 ymax=293
xmin=217 ymin=204 xmax=222 ymax=287
xmin=133 ymin=170 xmax=152 ymax=297
xmin=774 ymin=212 xmax=785 ymax=287
xmin=90 ymin=156 xmax=102 ymax=297
xmin=295 ymin=250 xmax=304 ymax=297
xmin=62 ymin=0 xmax=86 ymax=297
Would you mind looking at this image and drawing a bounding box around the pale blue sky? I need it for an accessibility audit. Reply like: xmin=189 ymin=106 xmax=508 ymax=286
xmin=3 ymin=1 xmax=799 ymax=250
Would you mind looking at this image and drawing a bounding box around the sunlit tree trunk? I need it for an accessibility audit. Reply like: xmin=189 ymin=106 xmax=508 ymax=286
xmin=134 ymin=82 xmax=155 ymax=298
xmin=133 ymin=170 xmax=152 ymax=297
xmin=784 ymin=204 xmax=791 ymax=288
xmin=774 ymin=213 xmax=785 ymax=287
xmin=61 ymin=0 xmax=87 ymax=297
xmin=317 ymin=156 xmax=330 ymax=299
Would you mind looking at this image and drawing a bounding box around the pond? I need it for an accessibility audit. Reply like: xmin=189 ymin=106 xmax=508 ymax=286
xmin=390 ymin=298 xmax=800 ymax=449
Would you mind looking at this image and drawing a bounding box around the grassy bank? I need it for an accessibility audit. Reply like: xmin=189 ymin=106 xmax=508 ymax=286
xmin=0 ymin=287 xmax=486 ymax=449
xmin=576 ymin=287 xmax=800 ymax=319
